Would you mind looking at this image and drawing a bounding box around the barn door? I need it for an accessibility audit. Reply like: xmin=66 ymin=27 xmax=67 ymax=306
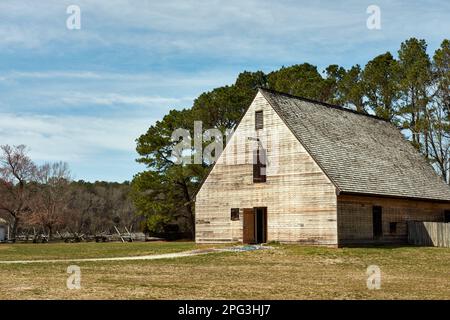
xmin=243 ymin=208 xmax=255 ymax=244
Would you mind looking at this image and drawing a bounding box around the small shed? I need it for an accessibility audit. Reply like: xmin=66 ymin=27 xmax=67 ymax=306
xmin=0 ymin=218 xmax=8 ymax=242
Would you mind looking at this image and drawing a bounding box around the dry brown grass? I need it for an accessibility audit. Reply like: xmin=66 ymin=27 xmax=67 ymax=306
xmin=1 ymin=242 xmax=449 ymax=299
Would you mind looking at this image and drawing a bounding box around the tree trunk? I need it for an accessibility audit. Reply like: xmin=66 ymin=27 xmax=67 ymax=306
xmin=411 ymin=112 xmax=417 ymax=145
xmin=186 ymin=205 xmax=195 ymax=240
xmin=11 ymin=216 xmax=19 ymax=242
xmin=48 ymin=226 xmax=53 ymax=241
xmin=179 ymin=181 xmax=195 ymax=240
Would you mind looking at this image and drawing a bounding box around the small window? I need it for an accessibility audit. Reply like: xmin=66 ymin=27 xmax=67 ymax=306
xmin=231 ymin=208 xmax=240 ymax=221
xmin=255 ymin=111 xmax=263 ymax=130
xmin=253 ymin=148 xmax=266 ymax=183
xmin=389 ymin=222 xmax=397 ymax=234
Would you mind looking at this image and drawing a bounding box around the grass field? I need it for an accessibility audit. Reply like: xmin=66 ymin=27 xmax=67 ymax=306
xmin=0 ymin=242 xmax=449 ymax=299
xmin=0 ymin=241 xmax=198 ymax=261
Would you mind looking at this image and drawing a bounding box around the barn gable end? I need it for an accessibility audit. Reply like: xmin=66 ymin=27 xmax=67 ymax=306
xmin=195 ymin=88 xmax=450 ymax=246
xmin=195 ymin=91 xmax=338 ymax=245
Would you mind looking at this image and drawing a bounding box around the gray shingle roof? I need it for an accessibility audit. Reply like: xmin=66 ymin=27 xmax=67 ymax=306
xmin=260 ymin=88 xmax=450 ymax=202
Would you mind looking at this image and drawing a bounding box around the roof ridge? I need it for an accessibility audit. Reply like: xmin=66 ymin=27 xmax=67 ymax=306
xmin=258 ymin=87 xmax=389 ymax=122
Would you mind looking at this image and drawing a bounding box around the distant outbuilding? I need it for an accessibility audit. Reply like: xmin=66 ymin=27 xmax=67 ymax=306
xmin=0 ymin=218 xmax=8 ymax=242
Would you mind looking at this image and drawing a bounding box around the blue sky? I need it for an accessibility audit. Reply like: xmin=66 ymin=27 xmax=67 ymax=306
xmin=0 ymin=0 xmax=449 ymax=182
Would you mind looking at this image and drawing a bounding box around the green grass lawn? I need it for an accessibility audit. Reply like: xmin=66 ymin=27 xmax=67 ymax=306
xmin=0 ymin=241 xmax=198 ymax=261
xmin=0 ymin=242 xmax=449 ymax=299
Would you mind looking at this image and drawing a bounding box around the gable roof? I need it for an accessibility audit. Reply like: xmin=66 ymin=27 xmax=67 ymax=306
xmin=259 ymin=88 xmax=450 ymax=202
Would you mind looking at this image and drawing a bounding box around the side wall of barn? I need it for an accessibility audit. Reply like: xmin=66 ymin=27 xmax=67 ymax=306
xmin=195 ymin=92 xmax=338 ymax=245
xmin=337 ymin=194 xmax=450 ymax=245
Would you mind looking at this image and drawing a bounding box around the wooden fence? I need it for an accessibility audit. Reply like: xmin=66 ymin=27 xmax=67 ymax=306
xmin=407 ymin=221 xmax=450 ymax=248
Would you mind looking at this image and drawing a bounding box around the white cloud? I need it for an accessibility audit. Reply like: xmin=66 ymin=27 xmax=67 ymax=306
xmin=1 ymin=70 xmax=236 ymax=88
xmin=6 ymin=71 xmax=104 ymax=79
xmin=0 ymin=69 xmax=237 ymax=116
xmin=58 ymin=92 xmax=193 ymax=107
xmin=0 ymin=112 xmax=154 ymax=163
xmin=0 ymin=0 xmax=448 ymax=61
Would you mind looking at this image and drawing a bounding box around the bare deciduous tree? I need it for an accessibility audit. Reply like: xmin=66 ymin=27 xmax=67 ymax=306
xmin=30 ymin=162 xmax=72 ymax=240
xmin=0 ymin=145 xmax=37 ymax=241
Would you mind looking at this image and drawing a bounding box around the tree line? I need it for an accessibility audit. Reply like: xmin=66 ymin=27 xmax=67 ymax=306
xmin=0 ymin=145 xmax=139 ymax=241
xmin=132 ymin=38 xmax=449 ymax=238
xmin=2 ymin=38 xmax=447 ymax=240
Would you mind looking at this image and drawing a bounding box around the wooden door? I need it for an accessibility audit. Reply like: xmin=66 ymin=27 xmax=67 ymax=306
xmin=243 ymin=208 xmax=255 ymax=244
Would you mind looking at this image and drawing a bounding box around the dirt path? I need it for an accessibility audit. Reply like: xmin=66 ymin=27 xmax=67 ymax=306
xmin=0 ymin=245 xmax=272 ymax=264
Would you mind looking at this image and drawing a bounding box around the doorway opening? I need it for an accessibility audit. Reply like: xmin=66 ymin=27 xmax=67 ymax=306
xmin=372 ymin=206 xmax=383 ymax=239
xmin=243 ymin=207 xmax=267 ymax=244
xmin=444 ymin=210 xmax=450 ymax=223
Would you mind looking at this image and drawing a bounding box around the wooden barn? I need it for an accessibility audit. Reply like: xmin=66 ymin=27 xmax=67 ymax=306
xmin=194 ymin=88 xmax=450 ymax=246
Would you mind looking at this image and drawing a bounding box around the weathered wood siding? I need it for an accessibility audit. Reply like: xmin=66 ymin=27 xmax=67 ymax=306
xmin=195 ymin=92 xmax=338 ymax=245
xmin=337 ymin=194 xmax=449 ymax=245
xmin=407 ymin=221 xmax=450 ymax=247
